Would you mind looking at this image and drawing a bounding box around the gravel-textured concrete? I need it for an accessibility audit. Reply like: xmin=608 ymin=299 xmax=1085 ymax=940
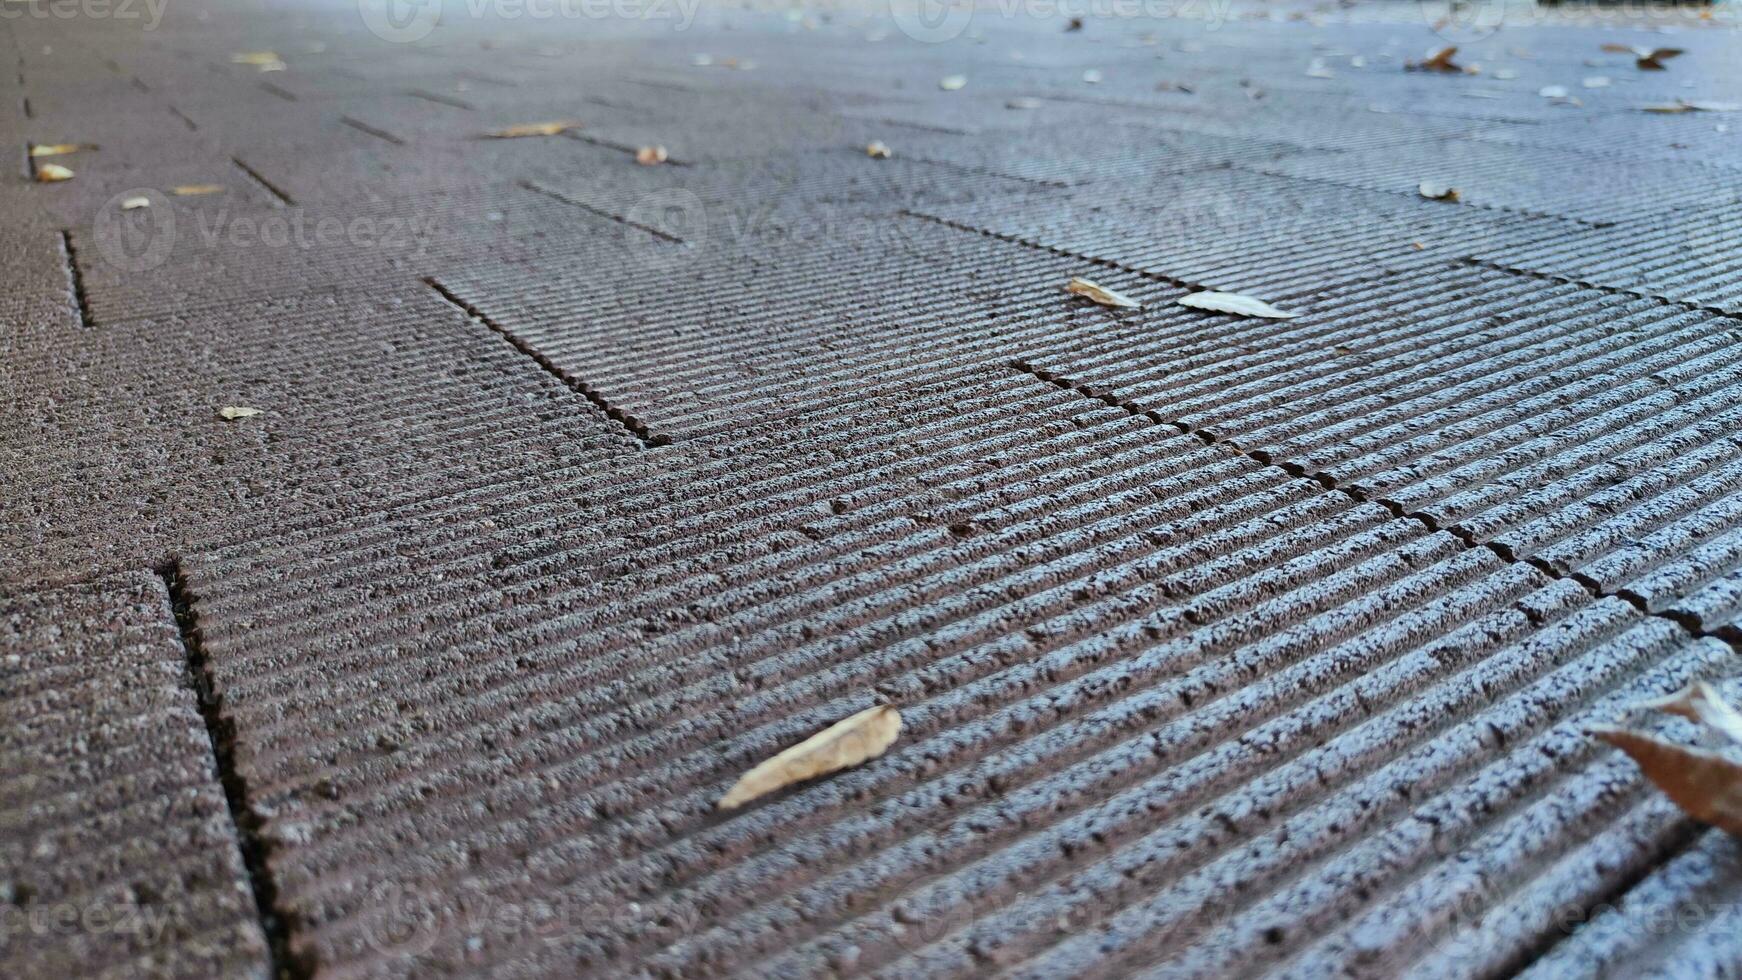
xmin=5 ymin=0 xmax=1742 ymax=976
xmin=0 ymin=573 xmax=269 ymax=978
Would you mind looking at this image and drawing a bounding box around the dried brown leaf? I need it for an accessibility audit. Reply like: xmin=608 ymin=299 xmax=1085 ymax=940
xmin=1177 ymin=290 xmax=1298 ymax=319
xmin=865 ymin=140 xmax=892 ymax=159
xmin=171 ymin=184 xmax=225 ymax=196
xmin=1600 ymin=42 xmax=1634 ymax=54
xmin=218 ymin=406 xmax=264 ymax=420
xmin=1593 ymin=725 xmax=1742 ymax=835
xmin=1408 ymin=46 xmax=1460 ymax=73
xmin=1633 ymin=682 xmax=1742 ymax=746
xmin=718 ymin=705 xmax=901 ymax=810
xmin=1065 ymin=277 xmax=1141 ymax=310
xmin=484 ymin=121 xmax=579 ymax=138
xmin=1637 ymin=47 xmax=1683 ymax=71
xmin=635 ymin=145 xmax=668 ymax=165
xmin=34 ymin=163 xmax=73 ymax=183
xmin=1419 ymin=181 xmax=1460 ymax=202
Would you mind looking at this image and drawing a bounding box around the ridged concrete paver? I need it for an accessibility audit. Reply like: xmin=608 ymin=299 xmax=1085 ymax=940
xmin=170 ymin=368 xmax=1734 ymax=975
xmin=911 ymin=166 xmax=1573 ymax=296
xmin=2 ymin=287 xmax=638 ymax=585
xmin=0 ymin=572 xmax=268 ymax=978
xmin=1017 ymin=263 xmax=1742 ymax=632
xmin=7 ymin=2 xmax=1742 ymax=977
xmin=1478 ymin=204 xmax=1742 ymax=316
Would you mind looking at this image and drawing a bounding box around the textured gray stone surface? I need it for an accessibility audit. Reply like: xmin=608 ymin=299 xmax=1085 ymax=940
xmin=5 ymin=0 xmax=1742 ymax=976
xmin=0 ymin=573 xmax=269 ymax=979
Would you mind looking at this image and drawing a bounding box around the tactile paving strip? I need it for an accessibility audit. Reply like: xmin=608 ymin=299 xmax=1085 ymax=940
xmin=870 ymin=122 xmax=1304 ymax=186
xmin=432 ymin=214 xmax=1102 ymax=443
xmin=66 ymin=183 xmax=638 ymax=324
xmin=172 ymin=367 xmax=1728 ymax=976
xmin=0 ymin=572 xmax=268 ymax=979
xmin=1517 ymin=828 xmax=1742 ymax=979
xmin=912 ymin=166 xmax=1574 ymax=296
xmin=1254 ymin=136 xmax=1742 ymax=225
xmin=1477 ymin=203 xmax=1742 ymax=316
xmin=0 ymin=286 xmax=638 ymax=586
xmin=1015 ymin=263 xmax=1742 ymax=633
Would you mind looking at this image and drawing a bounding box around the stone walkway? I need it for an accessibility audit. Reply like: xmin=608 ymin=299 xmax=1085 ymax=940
xmin=5 ymin=0 xmax=1742 ymax=975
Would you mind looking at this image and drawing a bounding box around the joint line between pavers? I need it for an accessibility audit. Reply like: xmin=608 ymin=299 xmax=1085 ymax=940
xmin=422 ymin=276 xmax=670 ymax=447
xmin=517 ymin=178 xmax=686 ymax=240
xmin=57 ymin=229 xmax=95 ymax=328
xmin=232 ymin=157 xmax=296 ymax=208
xmin=1004 ymin=360 xmax=1711 ymax=643
xmin=1222 ymin=161 xmax=1608 ymax=230
xmin=339 ymin=116 xmax=405 ymax=146
xmin=1463 ymin=257 xmax=1735 ymax=319
xmin=157 ymin=560 xmax=310 ymax=980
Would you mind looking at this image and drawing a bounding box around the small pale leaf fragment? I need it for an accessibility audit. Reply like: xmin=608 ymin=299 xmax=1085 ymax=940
xmin=34 ymin=163 xmax=73 ymax=182
xmin=485 ymin=121 xmax=578 ymax=138
xmin=635 ymin=145 xmax=668 ymax=165
xmin=1418 ymin=181 xmax=1460 ymax=202
xmin=717 ymin=704 xmax=901 ymax=810
xmin=1082 ymin=68 xmax=1103 ymax=84
xmin=939 ymin=74 xmax=967 ymax=91
xmin=1539 ymin=84 xmax=1569 ymax=98
xmin=1593 ymin=725 xmax=1742 ymax=835
xmin=1178 ymin=290 xmax=1298 ymax=319
xmin=121 ymin=196 xmax=150 ymax=210
xmin=171 ymin=184 xmax=225 ymax=196
xmin=1065 ymin=277 xmax=1141 ymax=309
xmin=29 ymin=143 xmax=89 ymax=157
xmin=865 ymin=140 xmax=892 ymax=159
xmin=230 ymin=51 xmax=281 ymax=65
xmin=218 ymin=406 xmax=264 ymax=420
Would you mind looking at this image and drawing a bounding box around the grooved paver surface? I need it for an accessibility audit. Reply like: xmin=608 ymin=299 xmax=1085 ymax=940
xmin=0 ymin=572 xmax=270 ymax=979
xmin=6 ymin=0 xmax=1742 ymax=977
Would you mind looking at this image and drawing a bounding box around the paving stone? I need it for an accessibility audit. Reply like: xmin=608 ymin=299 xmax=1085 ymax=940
xmin=1478 ymin=203 xmax=1742 ymax=316
xmin=1255 ymin=136 xmax=1742 ymax=225
xmin=913 ymin=165 xmax=1572 ymax=295
xmin=0 ymin=286 xmax=639 ymax=586
xmin=1517 ymin=827 xmax=1742 ymax=980
xmin=430 ymin=214 xmax=1106 ymax=443
xmin=170 ymin=366 xmax=1730 ymax=976
xmin=9 ymin=3 xmax=1742 ymax=977
xmin=1016 ymin=263 xmax=1742 ymax=633
xmin=0 ymin=571 xmax=269 ymax=979
xmin=66 ymin=183 xmax=643 ymax=324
